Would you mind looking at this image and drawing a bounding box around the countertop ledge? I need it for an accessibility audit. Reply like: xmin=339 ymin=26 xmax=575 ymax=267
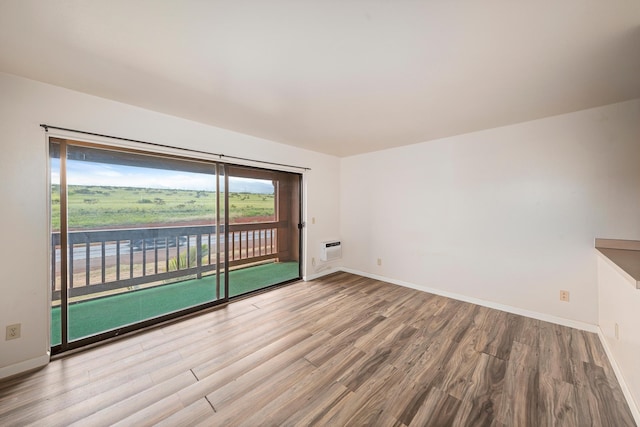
xmin=595 ymin=238 xmax=640 ymax=289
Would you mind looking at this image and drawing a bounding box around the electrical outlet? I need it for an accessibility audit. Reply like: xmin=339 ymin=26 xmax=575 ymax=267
xmin=377 ymin=258 xmax=382 ymax=266
xmin=615 ymin=323 xmax=619 ymax=340
xmin=312 ymin=217 xmax=315 ymax=225
xmin=6 ymin=323 xmax=21 ymax=340
xmin=312 ymin=257 xmax=316 ymax=267
xmin=559 ymin=290 xmax=570 ymax=302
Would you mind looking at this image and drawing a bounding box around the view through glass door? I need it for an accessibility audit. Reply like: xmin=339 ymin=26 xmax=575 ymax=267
xmin=50 ymin=138 xmax=301 ymax=352
xmin=226 ymin=166 xmax=301 ymax=297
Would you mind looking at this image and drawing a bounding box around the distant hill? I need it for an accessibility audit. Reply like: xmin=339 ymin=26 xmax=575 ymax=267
xmin=51 ymin=185 xmax=275 ymax=230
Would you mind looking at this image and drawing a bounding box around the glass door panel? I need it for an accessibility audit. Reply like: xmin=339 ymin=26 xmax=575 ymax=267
xmin=51 ymin=140 xmax=222 ymax=346
xmin=226 ymin=166 xmax=301 ymax=297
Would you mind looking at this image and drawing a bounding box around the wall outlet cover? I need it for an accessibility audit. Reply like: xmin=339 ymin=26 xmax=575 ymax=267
xmin=6 ymin=323 xmax=21 ymax=340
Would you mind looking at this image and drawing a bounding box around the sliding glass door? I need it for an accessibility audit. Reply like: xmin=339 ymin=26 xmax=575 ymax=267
xmin=226 ymin=166 xmax=301 ymax=297
xmin=50 ymin=138 xmax=301 ymax=353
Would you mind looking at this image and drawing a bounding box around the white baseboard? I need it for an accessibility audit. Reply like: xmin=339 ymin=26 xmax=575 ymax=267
xmin=334 ymin=268 xmax=639 ymax=422
xmin=0 ymin=353 xmax=49 ymax=380
xmin=596 ymin=327 xmax=640 ymax=425
xmin=339 ymin=268 xmax=598 ymax=333
xmin=303 ymin=266 xmax=340 ymax=282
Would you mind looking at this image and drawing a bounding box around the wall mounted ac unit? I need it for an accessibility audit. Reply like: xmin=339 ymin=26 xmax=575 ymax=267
xmin=320 ymin=240 xmax=342 ymax=261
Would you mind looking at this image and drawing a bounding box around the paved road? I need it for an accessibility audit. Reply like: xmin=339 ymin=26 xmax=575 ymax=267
xmin=55 ymin=232 xmax=273 ymax=262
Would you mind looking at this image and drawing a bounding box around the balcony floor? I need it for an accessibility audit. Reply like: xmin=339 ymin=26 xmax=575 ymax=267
xmin=51 ymin=261 xmax=299 ymax=345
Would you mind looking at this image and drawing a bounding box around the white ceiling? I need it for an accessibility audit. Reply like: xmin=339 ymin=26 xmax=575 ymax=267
xmin=1 ymin=1 xmax=639 ymax=157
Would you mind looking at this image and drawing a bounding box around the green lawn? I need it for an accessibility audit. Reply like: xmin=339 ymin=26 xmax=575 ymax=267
xmin=51 ymin=261 xmax=299 ymax=345
xmin=51 ymin=185 xmax=275 ymax=230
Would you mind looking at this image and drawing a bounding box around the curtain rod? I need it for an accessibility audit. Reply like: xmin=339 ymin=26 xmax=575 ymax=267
xmin=40 ymin=124 xmax=311 ymax=171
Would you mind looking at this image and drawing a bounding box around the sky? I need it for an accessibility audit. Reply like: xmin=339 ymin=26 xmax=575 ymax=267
xmin=51 ymin=159 xmax=275 ymax=194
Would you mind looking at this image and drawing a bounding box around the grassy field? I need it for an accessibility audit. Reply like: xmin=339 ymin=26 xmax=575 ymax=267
xmin=51 ymin=185 xmax=275 ymax=230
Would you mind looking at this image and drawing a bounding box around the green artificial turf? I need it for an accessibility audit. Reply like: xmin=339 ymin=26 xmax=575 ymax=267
xmin=51 ymin=261 xmax=299 ymax=345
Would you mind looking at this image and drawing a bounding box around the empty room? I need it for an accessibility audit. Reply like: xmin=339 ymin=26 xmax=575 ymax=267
xmin=1 ymin=1 xmax=639 ymax=425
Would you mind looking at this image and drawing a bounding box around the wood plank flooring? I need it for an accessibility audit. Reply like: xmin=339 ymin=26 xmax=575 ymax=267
xmin=0 ymin=272 xmax=635 ymax=426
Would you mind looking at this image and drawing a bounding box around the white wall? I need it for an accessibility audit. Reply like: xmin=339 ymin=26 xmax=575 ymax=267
xmin=341 ymin=99 xmax=640 ymax=325
xmin=2 ymin=69 xmax=638 ymax=381
xmin=597 ymin=253 xmax=640 ymax=420
xmin=0 ymin=72 xmax=341 ymax=378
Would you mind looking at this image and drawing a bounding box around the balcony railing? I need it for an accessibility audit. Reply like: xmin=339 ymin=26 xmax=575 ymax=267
xmin=51 ymin=222 xmax=279 ymax=300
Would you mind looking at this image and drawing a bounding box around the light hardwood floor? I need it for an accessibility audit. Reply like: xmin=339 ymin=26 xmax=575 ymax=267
xmin=0 ymin=272 xmax=636 ymax=426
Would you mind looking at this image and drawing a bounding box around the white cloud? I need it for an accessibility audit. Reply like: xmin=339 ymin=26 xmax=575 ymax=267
xmin=53 ymin=160 xmax=273 ymax=193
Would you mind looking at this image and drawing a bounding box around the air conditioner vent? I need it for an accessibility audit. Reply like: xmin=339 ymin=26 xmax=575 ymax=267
xmin=320 ymin=240 xmax=342 ymax=261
